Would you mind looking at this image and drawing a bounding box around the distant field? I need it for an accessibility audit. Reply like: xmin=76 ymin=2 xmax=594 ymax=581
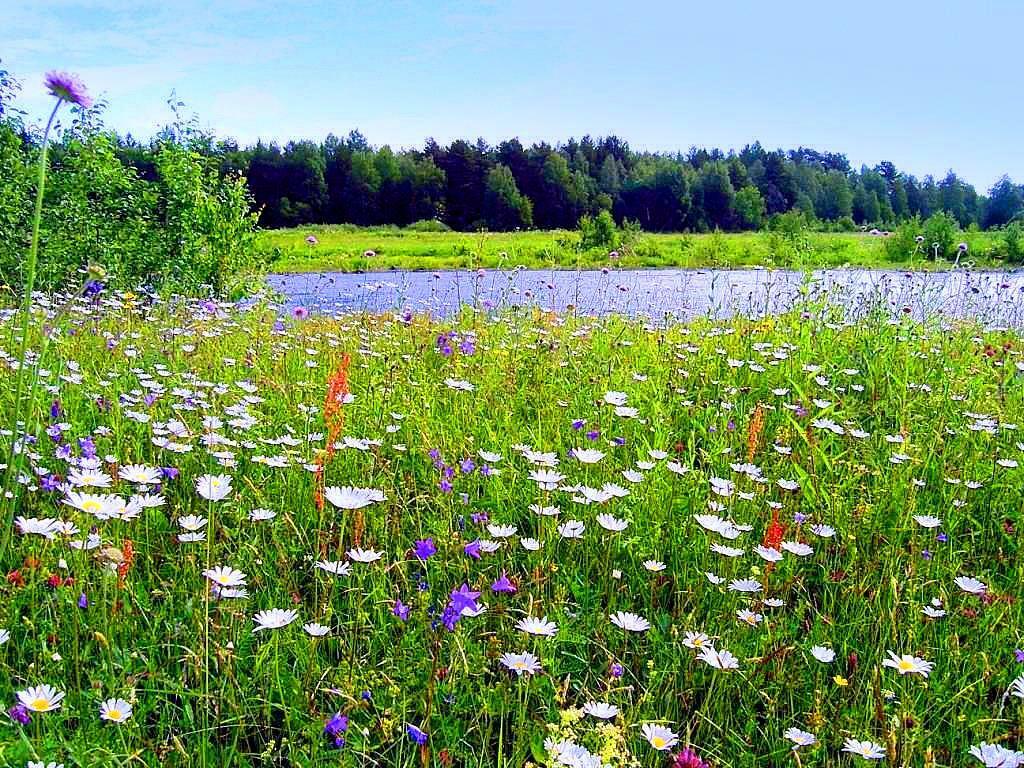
xmin=257 ymin=225 xmax=1005 ymax=273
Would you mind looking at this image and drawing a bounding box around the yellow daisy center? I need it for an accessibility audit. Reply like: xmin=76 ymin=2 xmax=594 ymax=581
xmin=108 ymin=708 xmax=122 ymax=720
xmin=897 ymin=658 xmax=915 ymax=671
xmin=652 ymin=737 xmax=666 ymax=748
xmin=82 ymin=500 xmax=101 ymax=512
xmin=29 ymin=698 xmax=50 ymax=711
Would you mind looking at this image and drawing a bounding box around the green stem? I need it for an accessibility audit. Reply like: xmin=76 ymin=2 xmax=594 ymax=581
xmin=0 ymin=99 xmax=62 ymax=563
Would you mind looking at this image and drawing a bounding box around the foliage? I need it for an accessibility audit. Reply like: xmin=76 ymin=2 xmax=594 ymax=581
xmin=66 ymin=125 xmax=1024 ymax=235
xmin=999 ymin=221 xmax=1023 ymax=263
xmin=577 ymin=210 xmax=618 ymax=251
xmin=0 ymin=105 xmax=260 ymax=293
xmin=922 ymin=211 xmax=961 ymax=260
xmin=883 ymin=217 xmax=926 ymax=262
xmin=406 ymin=218 xmax=451 ymax=233
xmin=152 ymin=141 xmax=261 ymax=294
xmin=733 ymin=185 xmax=765 ymax=229
xmin=483 ymin=164 xmax=533 ymax=230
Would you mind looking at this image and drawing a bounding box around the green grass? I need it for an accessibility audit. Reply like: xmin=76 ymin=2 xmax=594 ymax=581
xmin=0 ymin=295 xmax=1022 ymax=766
xmin=258 ymin=225 xmax=1007 ymax=273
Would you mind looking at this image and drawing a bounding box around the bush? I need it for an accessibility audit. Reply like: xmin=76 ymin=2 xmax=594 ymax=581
xmin=406 ymin=218 xmax=451 ymax=232
xmin=999 ymin=222 xmax=1023 ymax=263
xmin=922 ymin=211 xmax=960 ymax=260
xmin=835 ymin=216 xmax=857 ymax=232
xmin=578 ymin=210 xmax=618 ymax=251
xmin=883 ymin=217 xmax=924 ymax=262
xmin=0 ymin=108 xmax=260 ymax=295
xmin=154 ymin=141 xmax=260 ymax=294
xmin=767 ymin=210 xmax=811 ymax=238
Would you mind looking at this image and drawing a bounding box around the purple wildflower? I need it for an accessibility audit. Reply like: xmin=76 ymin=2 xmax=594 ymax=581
xmin=7 ymin=704 xmax=30 ymax=725
xmin=413 ymin=538 xmax=436 ymax=561
xmin=407 ymin=724 xmax=428 ymax=745
xmin=393 ymin=599 xmax=410 ymax=622
xmin=324 ymin=712 xmax=348 ymax=748
xmin=449 ymin=583 xmax=480 ymax=615
xmin=440 ymin=602 xmax=461 ymax=631
xmin=463 ymin=540 xmax=481 ymax=559
xmin=78 ymin=592 xmax=88 ymax=609
xmin=672 ymin=747 xmax=710 ymax=768
xmin=78 ymin=436 xmax=97 ymax=459
xmin=609 ymin=662 xmax=624 ymax=678
xmin=44 ymin=71 xmax=93 ymax=108
xmin=490 ymin=570 xmax=516 ymax=594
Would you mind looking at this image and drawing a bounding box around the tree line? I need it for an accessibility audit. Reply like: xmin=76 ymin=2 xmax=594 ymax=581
xmin=3 ymin=62 xmax=1023 ymax=237
xmin=166 ymin=131 xmax=1023 ymax=233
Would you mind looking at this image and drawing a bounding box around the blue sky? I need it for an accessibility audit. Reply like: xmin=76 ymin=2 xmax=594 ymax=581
xmin=3 ymin=0 xmax=1021 ymax=190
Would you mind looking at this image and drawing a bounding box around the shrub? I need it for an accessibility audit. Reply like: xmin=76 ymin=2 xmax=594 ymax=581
xmin=767 ymin=210 xmax=811 ymax=238
xmin=999 ymin=222 xmax=1022 ymax=263
xmin=835 ymin=216 xmax=857 ymax=232
xmin=883 ymin=217 xmax=924 ymax=262
xmin=0 ymin=106 xmax=260 ymax=295
xmin=578 ymin=210 xmax=618 ymax=251
xmin=406 ymin=218 xmax=451 ymax=232
xmin=153 ymin=141 xmax=260 ymax=293
xmin=922 ymin=211 xmax=960 ymax=260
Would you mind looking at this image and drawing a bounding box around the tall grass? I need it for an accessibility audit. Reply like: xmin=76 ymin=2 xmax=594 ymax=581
xmin=258 ymin=225 xmax=1008 ymax=274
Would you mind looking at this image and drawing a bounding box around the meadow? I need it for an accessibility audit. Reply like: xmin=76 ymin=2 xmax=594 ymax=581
xmin=0 ymin=290 xmax=1022 ymax=767
xmin=257 ymin=225 xmax=1007 ymax=274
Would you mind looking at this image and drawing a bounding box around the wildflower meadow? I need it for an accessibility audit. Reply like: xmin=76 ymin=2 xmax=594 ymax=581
xmin=0 ymin=72 xmax=1022 ymax=768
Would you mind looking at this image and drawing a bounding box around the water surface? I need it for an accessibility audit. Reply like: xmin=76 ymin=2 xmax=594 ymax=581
xmin=268 ymin=267 xmax=1024 ymax=326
